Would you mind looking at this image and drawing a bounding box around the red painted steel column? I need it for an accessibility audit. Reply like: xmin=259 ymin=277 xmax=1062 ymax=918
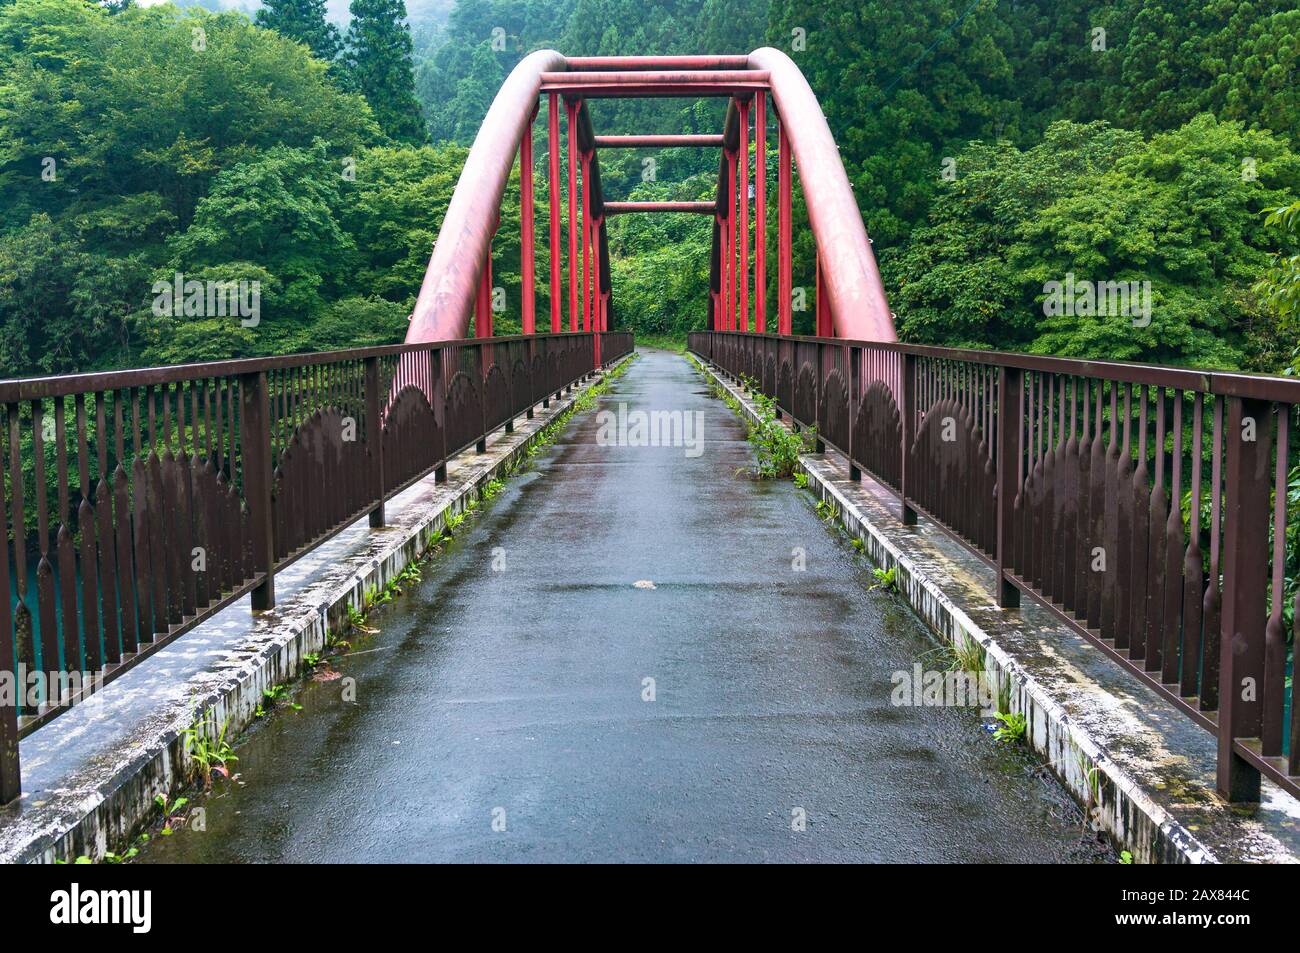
xmin=475 ymin=249 xmax=494 ymax=338
xmin=548 ymin=93 xmax=562 ymax=333
xmin=593 ymin=216 xmax=605 ymax=331
xmin=582 ymin=147 xmax=593 ymax=333
xmin=727 ymin=146 xmax=738 ymax=330
xmin=778 ymin=118 xmax=792 ymax=336
xmin=815 ymin=252 xmax=833 ymax=336
xmin=565 ymin=97 xmax=580 ymax=332
xmin=520 ymin=105 xmax=536 ymax=334
xmin=716 ymin=213 xmax=727 ymax=331
xmin=738 ymin=98 xmax=750 ymax=332
xmin=754 ymin=90 xmax=767 ymax=334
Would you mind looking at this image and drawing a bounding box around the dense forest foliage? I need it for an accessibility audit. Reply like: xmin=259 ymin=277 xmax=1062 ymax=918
xmin=0 ymin=0 xmax=1297 ymax=379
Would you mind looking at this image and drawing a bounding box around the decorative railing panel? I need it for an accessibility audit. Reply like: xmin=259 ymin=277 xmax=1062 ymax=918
xmin=0 ymin=330 xmax=628 ymax=802
xmin=692 ymin=329 xmax=1300 ymax=805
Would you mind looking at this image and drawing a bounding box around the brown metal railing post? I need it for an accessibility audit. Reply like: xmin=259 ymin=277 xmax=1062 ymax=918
xmin=431 ymin=347 xmax=448 ymax=483
xmin=365 ymin=356 xmax=385 ymax=527
xmin=1216 ymin=395 xmax=1270 ymax=802
xmin=898 ymin=352 xmax=918 ymax=526
xmin=0 ymin=484 xmax=19 ymax=802
xmin=848 ymin=344 xmax=861 ymax=482
xmin=996 ymin=366 xmax=1022 ymax=609
xmin=241 ymin=371 xmax=275 ymax=611
xmin=812 ymin=341 xmax=826 ymax=454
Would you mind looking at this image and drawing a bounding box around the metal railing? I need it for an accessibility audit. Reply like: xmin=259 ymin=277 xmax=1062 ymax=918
xmin=0 ymin=330 xmax=633 ymax=802
xmin=691 ymin=329 xmax=1300 ymax=804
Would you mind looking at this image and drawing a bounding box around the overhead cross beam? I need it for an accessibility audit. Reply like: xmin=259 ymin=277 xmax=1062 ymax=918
xmin=593 ymin=134 xmax=724 ymax=148
xmin=603 ymin=201 xmax=716 ymax=215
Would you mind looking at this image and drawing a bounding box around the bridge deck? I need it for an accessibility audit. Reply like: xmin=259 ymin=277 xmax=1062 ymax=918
xmin=140 ymin=350 xmax=1095 ymax=862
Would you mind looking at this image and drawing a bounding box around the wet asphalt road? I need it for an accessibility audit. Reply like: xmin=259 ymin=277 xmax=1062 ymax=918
xmin=142 ymin=349 xmax=1096 ymax=863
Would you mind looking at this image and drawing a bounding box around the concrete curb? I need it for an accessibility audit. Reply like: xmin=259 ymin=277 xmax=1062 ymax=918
xmin=0 ymin=360 xmax=628 ymax=864
xmin=691 ymin=353 xmax=1300 ymax=865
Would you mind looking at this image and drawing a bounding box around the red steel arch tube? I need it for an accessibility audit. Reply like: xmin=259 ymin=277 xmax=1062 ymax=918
xmin=547 ymin=93 xmax=562 ymax=333
xmin=406 ymin=49 xmax=895 ymax=344
xmin=747 ymin=47 xmax=894 ymax=341
xmin=408 ymin=49 xmax=564 ymax=343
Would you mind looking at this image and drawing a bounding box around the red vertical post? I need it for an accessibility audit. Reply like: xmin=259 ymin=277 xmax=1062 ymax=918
xmin=593 ymin=217 xmax=605 ymax=331
xmin=565 ymin=97 xmax=580 ymax=332
xmin=581 ymin=148 xmax=593 ymax=334
xmin=475 ymin=249 xmax=494 ymax=338
xmin=520 ymin=105 xmax=536 ymax=335
xmin=815 ymin=253 xmax=833 ymax=337
xmin=754 ymin=91 xmax=767 ymax=334
xmin=716 ymin=213 xmax=728 ymax=331
xmin=777 ymin=118 xmax=792 ymax=336
xmin=738 ymin=98 xmax=750 ymax=332
xmin=548 ymin=94 xmax=562 ymax=333
xmin=727 ymin=146 xmax=738 ymax=330
xmin=717 ymin=213 xmax=728 ymax=332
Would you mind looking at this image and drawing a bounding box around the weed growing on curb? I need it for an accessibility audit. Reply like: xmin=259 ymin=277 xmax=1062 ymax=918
xmin=992 ymin=710 xmax=1027 ymax=744
xmin=182 ymin=711 xmax=238 ymax=787
xmin=870 ymin=565 xmax=898 ymax=592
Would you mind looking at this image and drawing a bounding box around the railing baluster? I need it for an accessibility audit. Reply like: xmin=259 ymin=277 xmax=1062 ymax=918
xmin=241 ymin=372 xmax=275 ymax=611
xmin=0 ymin=403 xmax=19 ymax=802
xmin=1217 ymin=396 xmax=1272 ymax=802
xmin=688 ymin=330 xmax=1300 ymax=802
xmin=996 ymin=366 xmax=1022 ymax=608
xmin=1262 ymin=405 xmax=1288 ymax=756
xmin=366 ymin=356 xmax=385 ymax=528
xmin=898 ymin=353 xmax=917 ymax=526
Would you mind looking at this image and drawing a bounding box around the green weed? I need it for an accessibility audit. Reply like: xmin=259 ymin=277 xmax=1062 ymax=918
xmin=992 ymin=710 xmax=1027 ymax=744
xmin=870 ymin=565 xmax=898 ymax=592
xmin=182 ymin=711 xmax=238 ymax=787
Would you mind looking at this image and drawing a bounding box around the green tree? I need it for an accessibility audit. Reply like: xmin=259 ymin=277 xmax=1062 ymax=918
xmin=886 ymin=117 xmax=1300 ymax=370
xmin=338 ymin=143 xmax=470 ymax=300
xmin=255 ymin=0 xmax=341 ymax=61
xmin=765 ymin=0 xmax=1032 ymax=248
xmin=1254 ymin=201 xmax=1300 ymax=372
xmin=345 ymin=0 xmax=429 ymax=144
xmin=0 ymin=0 xmax=380 ymax=375
xmin=164 ymin=142 xmax=355 ymax=351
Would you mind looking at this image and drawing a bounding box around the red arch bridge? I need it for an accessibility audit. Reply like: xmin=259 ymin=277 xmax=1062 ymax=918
xmin=0 ymin=51 xmax=1297 ymax=824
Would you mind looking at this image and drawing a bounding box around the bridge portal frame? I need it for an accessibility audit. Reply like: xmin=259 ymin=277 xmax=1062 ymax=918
xmin=406 ymin=48 xmax=898 ymax=348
